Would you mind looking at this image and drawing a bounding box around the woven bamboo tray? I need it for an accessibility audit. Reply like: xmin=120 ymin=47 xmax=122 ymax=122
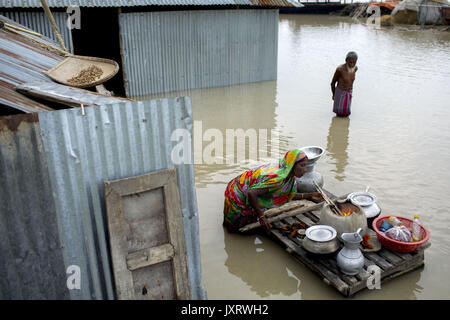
xmin=45 ymin=55 xmax=119 ymax=88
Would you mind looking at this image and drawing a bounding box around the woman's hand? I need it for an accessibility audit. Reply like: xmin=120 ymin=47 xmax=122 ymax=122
xmin=310 ymin=192 xmax=325 ymax=202
xmin=294 ymin=192 xmax=325 ymax=202
xmin=258 ymin=215 xmax=272 ymax=234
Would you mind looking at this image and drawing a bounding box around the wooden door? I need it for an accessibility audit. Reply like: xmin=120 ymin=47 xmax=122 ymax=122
xmin=104 ymin=168 xmax=191 ymax=300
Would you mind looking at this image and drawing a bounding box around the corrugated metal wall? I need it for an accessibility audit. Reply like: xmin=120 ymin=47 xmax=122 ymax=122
xmin=0 ymin=98 xmax=205 ymax=300
xmin=38 ymin=98 xmax=205 ymax=299
xmin=119 ymin=9 xmax=279 ymax=97
xmin=0 ymin=10 xmax=73 ymax=53
xmin=0 ymin=114 xmax=69 ymax=300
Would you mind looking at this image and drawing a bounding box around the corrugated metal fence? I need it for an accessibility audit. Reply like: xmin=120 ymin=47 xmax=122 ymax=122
xmin=0 ymin=98 xmax=205 ymax=299
xmin=119 ymin=9 xmax=279 ymax=97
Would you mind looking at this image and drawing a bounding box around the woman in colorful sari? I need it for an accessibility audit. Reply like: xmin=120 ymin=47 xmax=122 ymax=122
xmin=223 ymin=148 xmax=323 ymax=233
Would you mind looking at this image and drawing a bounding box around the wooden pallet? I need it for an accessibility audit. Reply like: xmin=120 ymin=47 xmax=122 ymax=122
xmin=269 ymin=202 xmax=429 ymax=297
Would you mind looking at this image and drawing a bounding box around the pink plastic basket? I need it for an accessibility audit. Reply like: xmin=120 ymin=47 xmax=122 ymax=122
xmin=372 ymin=215 xmax=429 ymax=253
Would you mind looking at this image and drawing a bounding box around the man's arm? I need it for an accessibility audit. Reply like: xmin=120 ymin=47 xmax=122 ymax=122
xmin=331 ymin=68 xmax=340 ymax=100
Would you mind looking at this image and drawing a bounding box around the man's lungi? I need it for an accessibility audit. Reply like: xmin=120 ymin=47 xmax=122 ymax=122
xmin=333 ymin=87 xmax=352 ymax=117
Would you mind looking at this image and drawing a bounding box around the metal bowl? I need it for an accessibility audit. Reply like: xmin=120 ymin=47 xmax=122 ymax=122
xmin=300 ymin=146 xmax=324 ymax=163
xmin=348 ymin=192 xmax=377 ymax=207
xmin=305 ymin=225 xmax=337 ymax=242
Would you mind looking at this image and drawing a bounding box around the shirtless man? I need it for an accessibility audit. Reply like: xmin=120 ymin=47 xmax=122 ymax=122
xmin=331 ymin=52 xmax=358 ymax=117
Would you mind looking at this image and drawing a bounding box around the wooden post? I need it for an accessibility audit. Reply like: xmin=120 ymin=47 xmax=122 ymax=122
xmin=40 ymin=0 xmax=68 ymax=52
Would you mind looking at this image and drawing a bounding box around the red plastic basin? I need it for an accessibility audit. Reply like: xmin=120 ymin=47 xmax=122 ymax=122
xmin=372 ymin=215 xmax=430 ymax=253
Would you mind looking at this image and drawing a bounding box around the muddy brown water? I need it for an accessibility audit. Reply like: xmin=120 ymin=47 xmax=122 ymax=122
xmin=141 ymin=14 xmax=450 ymax=299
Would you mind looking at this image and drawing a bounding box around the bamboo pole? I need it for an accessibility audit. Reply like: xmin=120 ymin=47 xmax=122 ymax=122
xmin=40 ymin=0 xmax=68 ymax=52
xmin=1 ymin=21 xmax=44 ymax=38
xmin=4 ymin=27 xmax=68 ymax=56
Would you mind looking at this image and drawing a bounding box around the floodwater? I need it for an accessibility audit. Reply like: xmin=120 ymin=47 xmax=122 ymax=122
xmin=146 ymin=14 xmax=450 ymax=299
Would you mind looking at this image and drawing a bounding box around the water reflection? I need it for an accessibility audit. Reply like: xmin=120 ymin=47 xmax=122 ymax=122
xmin=187 ymin=81 xmax=284 ymax=187
xmin=326 ymin=116 xmax=350 ymax=181
xmin=223 ymin=230 xmax=299 ymax=297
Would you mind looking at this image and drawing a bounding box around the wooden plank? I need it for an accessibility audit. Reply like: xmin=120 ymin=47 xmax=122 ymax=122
xmin=318 ymin=258 xmax=359 ymax=286
xmin=377 ymin=249 xmax=404 ymax=265
xmin=304 ymin=211 xmax=320 ymax=223
xmin=105 ymin=168 xmax=171 ymax=196
xmin=310 ymin=210 xmax=321 ymax=220
xmin=364 ymin=257 xmax=377 ymax=268
xmin=239 ymin=194 xmax=349 ymax=232
xmin=104 ymin=183 xmax=135 ymax=300
xmin=126 ymin=244 xmax=175 ymax=271
xmin=295 ymin=214 xmax=316 ymax=227
xmin=390 ymin=250 xmax=412 ymax=260
xmin=284 ymin=217 xmax=298 ymax=225
xmin=365 ymin=252 xmax=394 ymax=270
xmin=162 ymin=170 xmax=190 ymax=300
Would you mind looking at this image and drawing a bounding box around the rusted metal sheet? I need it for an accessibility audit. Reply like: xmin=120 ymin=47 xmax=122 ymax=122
xmin=0 ymin=113 xmax=69 ymax=299
xmin=0 ymin=82 xmax=52 ymax=113
xmin=0 ymin=0 xmax=302 ymax=8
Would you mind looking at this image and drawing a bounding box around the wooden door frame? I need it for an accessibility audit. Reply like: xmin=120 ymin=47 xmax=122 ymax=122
xmin=104 ymin=168 xmax=190 ymax=300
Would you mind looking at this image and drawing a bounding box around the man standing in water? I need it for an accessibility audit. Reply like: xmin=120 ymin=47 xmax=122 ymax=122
xmin=331 ymin=51 xmax=358 ymax=117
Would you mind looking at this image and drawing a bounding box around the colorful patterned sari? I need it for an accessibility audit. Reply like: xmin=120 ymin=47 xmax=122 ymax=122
xmin=223 ymin=149 xmax=307 ymax=232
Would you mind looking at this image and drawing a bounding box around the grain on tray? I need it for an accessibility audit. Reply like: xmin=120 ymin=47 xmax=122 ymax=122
xmin=67 ymin=65 xmax=103 ymax=86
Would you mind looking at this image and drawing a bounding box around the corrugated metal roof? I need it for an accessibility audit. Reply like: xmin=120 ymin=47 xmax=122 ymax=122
xmin=0 ymin=10 xmax=73 ymax=53
xmin=0 ymin=0 xmax=302 ymax=8
xmin=0 ymin=113 xmax=70 ymax=299
xmin=0 ymin=15 xmax=65 ymax=112
xmin=37 ymin=97 xmax=205 ymax=299
xmin=0 ymin=15 xmax=128 ymax=114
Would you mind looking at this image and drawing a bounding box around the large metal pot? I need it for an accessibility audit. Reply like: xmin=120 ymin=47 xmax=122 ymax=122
xmin=301 ymin=225 xmax=340 ymax=254
xmin=296 ymin=146 xmax=324 ymax=193
xmin=348 ymin=191 xmax=381 ymax=229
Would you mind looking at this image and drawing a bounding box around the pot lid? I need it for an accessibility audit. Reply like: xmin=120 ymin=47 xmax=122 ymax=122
xmin=305 ymin=225 xmax=337 ymax=242
xmin=349 ymin=192 xmax=377 ymax=207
